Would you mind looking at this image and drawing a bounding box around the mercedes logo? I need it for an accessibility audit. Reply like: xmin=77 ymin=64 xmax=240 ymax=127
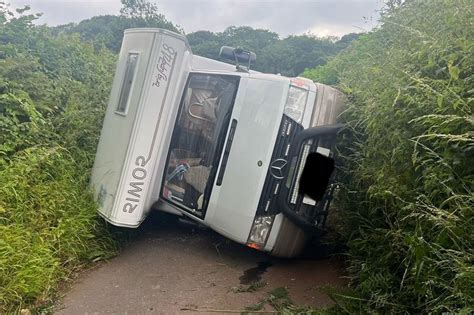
xmin=270 ymin=158 xmax=288 ymax=179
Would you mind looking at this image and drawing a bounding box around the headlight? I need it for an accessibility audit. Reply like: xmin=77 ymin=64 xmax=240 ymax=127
xmin=284 ymin=86 xmax=308 ymax=124
xmin=247 ymin=215 xmax=275 ymax=250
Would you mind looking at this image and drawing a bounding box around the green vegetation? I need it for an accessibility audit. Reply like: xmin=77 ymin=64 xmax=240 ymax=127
xmin=2 ymin=0 xmax=346 ymax=310
xmin=55 ymin=4 xmax=356 ymax=76
xmin=242 ymin=287 xmax=326 ymax=314
xmin=0 ymin=4 xmax=118 ymax=312
xmin=187 ymin=28 xmax=356 ymax=76
xmin=303 ymin=0 xmax=473 ymax=312
xmin=53 ymin=0 xmax=179 ymax=53
xmin=2 ymin=0 xmax=472 ymax=313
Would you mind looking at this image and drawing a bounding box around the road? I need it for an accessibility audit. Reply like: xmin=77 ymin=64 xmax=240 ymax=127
xmin=56 ymin=213 xmax=346 ymax=314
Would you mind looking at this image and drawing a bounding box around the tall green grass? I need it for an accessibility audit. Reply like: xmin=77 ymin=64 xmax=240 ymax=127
xmin=304 ymin=0 xmax=473 ymax=312
xmin=0 ymin=147 xmax=117 ymax=312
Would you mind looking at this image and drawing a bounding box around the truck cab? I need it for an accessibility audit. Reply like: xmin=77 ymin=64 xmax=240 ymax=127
xmin=91 ymin=28 xmax=345 ymax=257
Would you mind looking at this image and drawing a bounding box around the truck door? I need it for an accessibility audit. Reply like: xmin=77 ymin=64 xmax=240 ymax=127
xmin=161 ymin=73 xmax=239 ymax=218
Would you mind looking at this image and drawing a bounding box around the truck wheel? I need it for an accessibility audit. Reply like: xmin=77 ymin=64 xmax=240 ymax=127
xmin=270 ymin=216 xmax=307 ymax=258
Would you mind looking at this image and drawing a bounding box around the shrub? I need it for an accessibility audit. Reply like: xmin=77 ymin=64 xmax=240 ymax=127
xmin=304 ymin=0 xmax=473 ymax=312
xmin=0 ymin=5 xmax=117 ymax=312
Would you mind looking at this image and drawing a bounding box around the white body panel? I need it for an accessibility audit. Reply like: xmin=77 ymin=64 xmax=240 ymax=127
xmin=204 ymin=76 xmax=290 ymax=243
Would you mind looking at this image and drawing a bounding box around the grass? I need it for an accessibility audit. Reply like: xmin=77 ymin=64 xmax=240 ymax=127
xmin=242 ymin=287 xmax=332 ymax=315
xmin=0 ymin=146 xmax=118 ymax=313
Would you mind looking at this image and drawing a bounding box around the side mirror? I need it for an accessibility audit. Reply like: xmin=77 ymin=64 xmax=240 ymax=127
xmin=188 ymin=103 xmax=210 ymax=121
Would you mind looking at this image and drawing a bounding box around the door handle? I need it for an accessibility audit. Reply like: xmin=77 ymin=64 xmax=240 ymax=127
xmin=216 ymin=119 xmax=238 ymax=186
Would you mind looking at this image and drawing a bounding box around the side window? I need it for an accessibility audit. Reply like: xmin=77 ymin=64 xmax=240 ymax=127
xmin=116 ymin=52 xmax=139 ymax=114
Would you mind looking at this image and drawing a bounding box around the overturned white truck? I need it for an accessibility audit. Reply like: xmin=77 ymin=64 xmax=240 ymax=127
xmin=91 ymin=28 xmax=345 ymax=257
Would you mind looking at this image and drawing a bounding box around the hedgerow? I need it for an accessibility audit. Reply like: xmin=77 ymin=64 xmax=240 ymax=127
xmin=304 ymin=0 xmax=473 ymax=312
xmin=0 ymin=5 xmax=118 ymax=312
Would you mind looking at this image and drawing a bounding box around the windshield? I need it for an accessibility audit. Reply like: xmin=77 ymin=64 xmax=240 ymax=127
xmin=162 ymin=73 xmax=239 ymax=217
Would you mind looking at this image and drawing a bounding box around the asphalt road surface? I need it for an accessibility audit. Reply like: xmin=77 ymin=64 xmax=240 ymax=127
xmin=56 ymin=213 xmax=346 ymax=314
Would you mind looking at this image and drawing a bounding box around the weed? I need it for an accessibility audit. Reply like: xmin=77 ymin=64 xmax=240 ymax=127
xmin=231 ymin=280 xmax=268 ymax=293
xmin=242 ymin=287 xmax=329 ymax=314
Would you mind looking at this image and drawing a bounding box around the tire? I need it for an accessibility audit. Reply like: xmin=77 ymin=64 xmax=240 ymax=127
xmin=270 ymin=216 xmax=308 ymax=258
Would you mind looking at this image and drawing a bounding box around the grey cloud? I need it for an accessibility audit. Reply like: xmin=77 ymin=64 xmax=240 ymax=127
xmin=11 ymin=0 xmax=121 ymax=25
xmin=159 ymin=0 xmax=382 ymax=36
xmin=10 ymin=0 xmax=383 ymax=37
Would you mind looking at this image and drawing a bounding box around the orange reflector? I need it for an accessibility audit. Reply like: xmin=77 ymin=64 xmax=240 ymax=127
xmin=291 ymin=78 xmax=308 ymax=89
xmin=246 ymin=242 xmax=262 ymax=250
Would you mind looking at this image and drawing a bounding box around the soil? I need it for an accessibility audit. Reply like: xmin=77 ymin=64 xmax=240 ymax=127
xmin=55 ymin=213 xmax=346 ymax=314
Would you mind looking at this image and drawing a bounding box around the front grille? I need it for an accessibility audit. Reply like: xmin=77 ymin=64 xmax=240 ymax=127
xmin=258 ymin=114 xmax=342 ymax=230
xmin=286 ymin=137 xmax=337 ymax=227
xmin=256 ymin=115 xmax=302 ymax=215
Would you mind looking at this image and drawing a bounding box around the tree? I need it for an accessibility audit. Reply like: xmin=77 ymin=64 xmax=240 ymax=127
xmin=52 ymin=0 xmax=179 ymax=52
xmin=54 ymin=16 xmax=179 ymax=52
xmin=256 ymin=34 xmax=337 ymax=76
xmin=120 ymin=0 xmax=161 ymax=21
xmin=186 ymin=26 xmax=345 ymax=76
xmin=335 ymin=32 xmax=360 ymax=50
xmin=187 ymin=30 xmax=221 ymax=60
xmin=220 ymin=26 xmax=279 ymax=53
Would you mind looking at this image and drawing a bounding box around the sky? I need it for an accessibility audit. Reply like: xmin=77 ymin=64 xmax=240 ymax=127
xmin=9 ymin=0 xmax=384 ymax=37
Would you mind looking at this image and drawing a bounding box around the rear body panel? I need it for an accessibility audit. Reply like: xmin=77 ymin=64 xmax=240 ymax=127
xmin=311 ymin=83 xmax=346 ymax=127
